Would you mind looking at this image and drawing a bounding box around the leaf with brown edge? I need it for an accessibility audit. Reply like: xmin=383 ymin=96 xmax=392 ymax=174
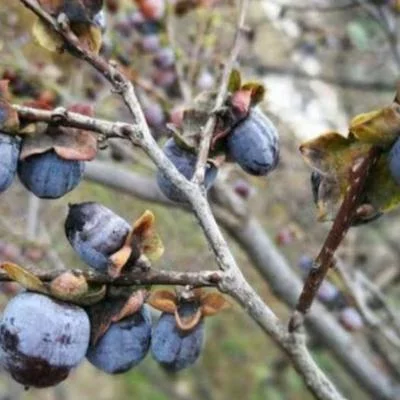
xmin=20 ymin=104 xmax=97 ymax=161
xmin=147 ymin=290 xmax=177 ymax=313
xmin=349 ymin=104 xmax=400 ymax=148
xmin=131 ymin=210 xmax=164 ymax=261
xmin=175 ymin=306 xmax=202 ymax=331
xmin=200 ymin=292 xmax=230 ymax=317
xmin=1 ymin=262 xmax=47 ymax=294
xmin=32 ymin=18 xmax=63 ymax=53
xmin=108 ymin=246 xmax=133 ymax=278
xmin=0 ymin=81 xmax=19 ymax=133
xmin=111 ymin=289 xmax=147 ymax=323
xmin=49 ymin=271 xmax=89 ymax=301
xmin=227 ymin=69 xmax=241 ymax=93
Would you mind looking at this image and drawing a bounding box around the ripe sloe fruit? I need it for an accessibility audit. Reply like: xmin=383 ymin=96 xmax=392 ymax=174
xmin=156 ymin=138 xmax=218 ymax=202
xmin=0 ymin=292 xmax=90 ymax=388
xmin=151 ymin=302 xmax=204 ymax=372
xmin=64 ymin=202 xmax=131 ymax=272
xmin=227 ymin=109 xmax=279 ymax=176
xmin=86 ymin=305 xmax=152 ymax=374
xmin=18 ymin=149 xmax=85 ymax=199
xmin=0 ymin=133 xmax=20 ymax=193
xmin=388 ymin=137 xmax=400 ymax=185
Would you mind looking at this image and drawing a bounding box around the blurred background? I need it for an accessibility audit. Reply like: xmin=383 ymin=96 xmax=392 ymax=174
xmin=1 ymin=0 xmax=400 ymax=399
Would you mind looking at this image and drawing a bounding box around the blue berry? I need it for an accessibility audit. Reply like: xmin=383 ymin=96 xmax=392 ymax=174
xmin=151 ymin=302 xmax=204 ymax=372
xmin=18 ymin=149 xmax=85 ymax=199
xmin=157 ymin=138 xmax=218 ymax=203
xmin=227 ymin=109 xmax=279 ymax=176
xmin=0 ymin=133 xmax=20 ymax=193
xmin=86 ymin=305 xmax=152 ymax=374
xmin=388 ymin=137 xmax=400 ymax=185
xmin=65 ymin=202 xmax=131 ymax=272
xmin=339 ymin=307 xmax=364 ymax=331
xmin=0 ymin=292 xmax=90 ymax=388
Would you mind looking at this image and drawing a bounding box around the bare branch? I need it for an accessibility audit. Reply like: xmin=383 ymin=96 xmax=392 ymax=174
xmin=0 ymin=266 xmax=223 ymax=287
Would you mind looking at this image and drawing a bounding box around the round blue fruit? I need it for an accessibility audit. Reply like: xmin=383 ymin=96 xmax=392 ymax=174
xmin=0 ymin=133 xmax=21 ymax=193
xmin=151 ymin=302 xmax=204 ymax=372
xmin=86 ymin=305 xmax=152 ymax=374
xmin=157 ymin=138 xmax=218 ymax=202
xmin=227 ymin=108 xmax=279 ymax=176
xmin=18 ymin=149 xmax=85 ymax=199
xmin=64 ymin=202 xmax=131 ymax=272
xmin=388 ymin=137 xmax=400 ymax=185
xmin=0 ymin=292 xmax=90 ymax=388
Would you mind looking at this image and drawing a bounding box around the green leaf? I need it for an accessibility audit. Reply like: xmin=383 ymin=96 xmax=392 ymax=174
xmin=1 ymin=262 xmax=47 ymax=294
xmin=227 ymin=69 xmax=241 ymax=93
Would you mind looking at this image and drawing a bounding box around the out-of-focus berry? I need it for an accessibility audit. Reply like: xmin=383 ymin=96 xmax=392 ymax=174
xmin=156 ymin=138 xmax=218 ymax=202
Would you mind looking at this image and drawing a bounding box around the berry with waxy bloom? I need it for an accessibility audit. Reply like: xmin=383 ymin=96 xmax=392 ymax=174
xmin=0 ymin=292 xmax=90 ymax=388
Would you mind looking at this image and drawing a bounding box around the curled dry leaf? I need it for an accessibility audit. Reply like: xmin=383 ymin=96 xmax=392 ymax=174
xmin=200 ymin=292 xmax=231 ymax=317
xmin=0 ymin=81 xmax=20 ymax=133
xmin=147 ymin=290 xmax=177 ymax=314
xmin=0 ymin=262 xmax=47 ymax=294
xmin=108 ymin=210 xmax=164 ymax=278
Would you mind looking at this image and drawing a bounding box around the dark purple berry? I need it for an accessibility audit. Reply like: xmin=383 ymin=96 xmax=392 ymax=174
xmin=389 ymin=137 xmax=400 ymax=185
xmin=156 ymin=138 xmax=218 ymax=203
xmin=0 ymin=292 xmax=90 ymax=388
xmin=86 ymin=305 xmax=151 ymax=374
xmin=339 ymin=307 xmax=364 ymax=331
xmin=151 ymin=302 xmax=204 ymax=372
xmin=153 ymin=47 xmax=175 ymax=69
xmin=17 ymin=149 xmax=85 ymax=199
xmin=143 ymin=102 xmax=165 ymax=128
xmin=0 ymin=133 xmax=20 ymax=193
xmin=227 ymin=108 xmax=279 ymax=176
xmin=64 ymin=202 xmax=131 ymax=272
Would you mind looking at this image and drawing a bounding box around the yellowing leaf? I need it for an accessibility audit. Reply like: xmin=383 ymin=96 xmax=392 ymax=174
xmin=73 ymin=23 xmax=102 ymax=54
xmin=350 ymin=104 xmax=400 ymax=147
xmin=32 ymin=18 xmax=63 ymax=53
xmin=1 ymin=262 xmax=47 ymax=293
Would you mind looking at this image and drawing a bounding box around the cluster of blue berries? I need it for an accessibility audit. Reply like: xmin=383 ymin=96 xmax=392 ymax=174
xmin=0 ymin=290 xmax=206 ymax=388
xmin=0 ymin=131 xmax=85 ymax=199
xmin=157 ymin=108 xmax=280 ymax=203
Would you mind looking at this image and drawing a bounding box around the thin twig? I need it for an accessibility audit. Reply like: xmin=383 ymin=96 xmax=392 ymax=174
xmin=290 ymin=146 xmax=381 ymax=331
xmin=192 ymin=0 xmax=249 ymax=185
xmin=0 ymin=265 xmax=223 ymax=287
